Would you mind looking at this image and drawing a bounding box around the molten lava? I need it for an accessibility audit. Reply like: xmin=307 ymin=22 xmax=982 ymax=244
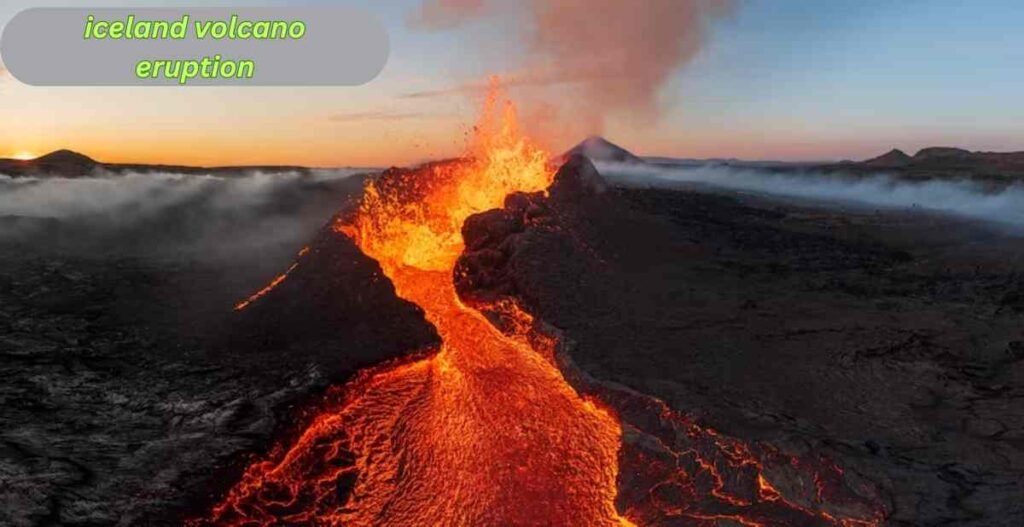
xmin=234 ymin=246 xmax=310 ymax=311
xmin=204 ymin=84 xmax=628 ymax=526
xmin=199 ymin=82 xmax=882 ymax=526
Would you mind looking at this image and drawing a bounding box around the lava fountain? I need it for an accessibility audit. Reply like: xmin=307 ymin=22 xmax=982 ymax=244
xmin=199 ymin=82 xmax=883 ymax=526
xmin=202 ymin=83 xmax=632 ymax=526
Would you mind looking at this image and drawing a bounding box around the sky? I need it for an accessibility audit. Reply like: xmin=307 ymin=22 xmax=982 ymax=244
xmin=0 ymin=0 xmax=1022 ymax=166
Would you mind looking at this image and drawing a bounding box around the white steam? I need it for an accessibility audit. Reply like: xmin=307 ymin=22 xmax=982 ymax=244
xmin=0 ymin=169 xmax=364 ymax=218
xmin=0 ymin=169 xmax=369 ymax=258
xmin=597 ymin=162 xmax=1024 ymax=227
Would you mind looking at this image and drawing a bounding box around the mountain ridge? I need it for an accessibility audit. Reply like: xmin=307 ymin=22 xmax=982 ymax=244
xmin=6 ymin=142 xmax=1024 ymax=180
xmin=0 ymin=149 xmax=317 ymax=178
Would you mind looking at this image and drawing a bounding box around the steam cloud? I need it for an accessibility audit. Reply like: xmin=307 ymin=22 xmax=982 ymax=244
xmin=408 ymin=0 xmax=731 ymax=141
xmin=0 ymin=169 xmax=368 ymax=259
xmin=598 ymin=162 xmax=1024 ymax=228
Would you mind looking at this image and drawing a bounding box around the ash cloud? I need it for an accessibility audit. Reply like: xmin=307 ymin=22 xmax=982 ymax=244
xmin=0 ymin=169 xmax=369 ymax=260
xmin=598 ymin=162 xmax=1024 ymax=228
xmin=407 ymin=0 xmax=731 ymax=141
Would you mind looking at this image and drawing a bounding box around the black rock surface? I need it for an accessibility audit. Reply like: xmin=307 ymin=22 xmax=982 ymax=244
xmin=0 ymin=216 xmax=437 ymax=525
xmin=6 ymin=152 xmax=1024 ymax=525
xmin=456 ymin=156 xmax=1024 ymax=526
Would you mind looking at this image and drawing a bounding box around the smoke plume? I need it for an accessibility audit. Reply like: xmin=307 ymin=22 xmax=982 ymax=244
xmin=408 ymin=0 xmax=732 ymax=143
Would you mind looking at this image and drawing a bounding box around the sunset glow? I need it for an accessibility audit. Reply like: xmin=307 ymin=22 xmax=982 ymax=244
xmin=2 ymin=2 xmax=1020 ymax=525
xmin=1 ymin=0 xmax=1021 ymax=167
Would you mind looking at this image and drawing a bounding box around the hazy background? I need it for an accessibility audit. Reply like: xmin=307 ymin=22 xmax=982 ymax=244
xmin=0 ymin=169 xmax=369 ymax=260
xmin=600 ymin=161 xmax=1024 ymax=229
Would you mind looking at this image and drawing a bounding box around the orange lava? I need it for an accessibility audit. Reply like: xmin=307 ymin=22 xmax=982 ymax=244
xmin=234 ymin=246 xmax=310 ymax=311
xmin=203 ymin=82 xmax=633 ymax=526
xmin=198 ymin=81 xmax=882 ymax=527
xmin=611 ymin=395 xmax=884 ymax=526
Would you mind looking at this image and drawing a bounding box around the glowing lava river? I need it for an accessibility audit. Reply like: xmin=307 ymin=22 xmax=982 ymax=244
xmin=195 ymin=86 xmax=884 ymax=526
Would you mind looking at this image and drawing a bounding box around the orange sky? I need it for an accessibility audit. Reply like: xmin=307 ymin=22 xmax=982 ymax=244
xmin=0 ymin=83 xmax=477 ymax=167
xmin=2 ymin=1 xmax=1022 ymax=167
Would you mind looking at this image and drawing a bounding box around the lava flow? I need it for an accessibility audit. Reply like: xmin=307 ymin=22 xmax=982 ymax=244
xmin=200 ymin=84 xmax=631 ymax=526
xmin=234 ymin=246 xmax=310 ymax=311
xmin=197 ymin=82 xmax=883 ymax=526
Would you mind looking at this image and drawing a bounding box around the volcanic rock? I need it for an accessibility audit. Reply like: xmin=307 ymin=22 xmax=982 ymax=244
xmin=456 ymin=155 xmax=608 ymax=305
xmin=0 ymin=209 xmax=438 ymax=525
xmin=223 ymin=223 xmax=439 ymax=379
xmin=549 ymin=153 xmax=608 ymax=202
xmin=455 ymin=155 xmax=1024 ymax=526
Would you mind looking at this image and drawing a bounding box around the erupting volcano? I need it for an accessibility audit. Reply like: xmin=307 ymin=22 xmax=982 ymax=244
xmin=195 ymin=83 xmax=884 ymax=526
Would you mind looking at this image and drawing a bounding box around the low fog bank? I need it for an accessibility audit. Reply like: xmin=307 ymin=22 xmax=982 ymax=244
xmin=0 ymin=169 xmax=372 ymax=261
xmin=598 ymin=161 xmax=1024 ymax=228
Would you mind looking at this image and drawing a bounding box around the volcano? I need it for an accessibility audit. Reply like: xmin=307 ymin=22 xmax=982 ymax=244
xmin=563 ymin=135 xmax=645 ymax=164
xmin=0 ymin=149 xmax=318 ymax=178
xmin=7 ymin=92 xmax=1024 ymax=526
xmin=191 ymin=88 xmax=885 ymax=527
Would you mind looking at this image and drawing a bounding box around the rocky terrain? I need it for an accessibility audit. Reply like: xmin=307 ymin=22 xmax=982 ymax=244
xmin=0 ymin=179 xmax=436 ymax=525
xmin=0 ymin=150 xmax=322 ymax=178
xmin=769 ymin=146 xmax=1024 ymax=184
xmin=860 ymin=147 xmax=1024 ymax=179
xmin=639 ymin=142 xmax=1024 ymax=184
xmin=457 ymin=156 xmax=1024 ymax=526
xmin=3 ymin=151 xmax=1024 ymax=525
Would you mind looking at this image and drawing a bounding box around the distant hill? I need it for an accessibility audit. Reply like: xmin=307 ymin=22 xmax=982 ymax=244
xmin=851 ymin=147 xmax=1024 ymax=179
xmin=913 ymin=147 xmax=974 ymax=162
xmin=639 ymin=145 xmax=1024 ymax=185
xmin=863 ymin=149 xmax=912 ymax=168
xmin=562 ymin=136 xmax=644 ymax=164
xmin=0 ymin=149 xmax=315 ymax=178
xmin=0 ymin=150 xmax=99 ymax=177
xmin=35 ymin=149 xmax=99 ymax=174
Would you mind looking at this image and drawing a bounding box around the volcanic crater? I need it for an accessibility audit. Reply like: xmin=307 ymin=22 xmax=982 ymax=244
xmin=191 ymin=125 xmax=889 ymax=525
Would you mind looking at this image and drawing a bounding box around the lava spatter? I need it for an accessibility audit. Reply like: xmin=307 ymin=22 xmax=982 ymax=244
xmin=196 ymin=81 xmax=882 ymax=526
